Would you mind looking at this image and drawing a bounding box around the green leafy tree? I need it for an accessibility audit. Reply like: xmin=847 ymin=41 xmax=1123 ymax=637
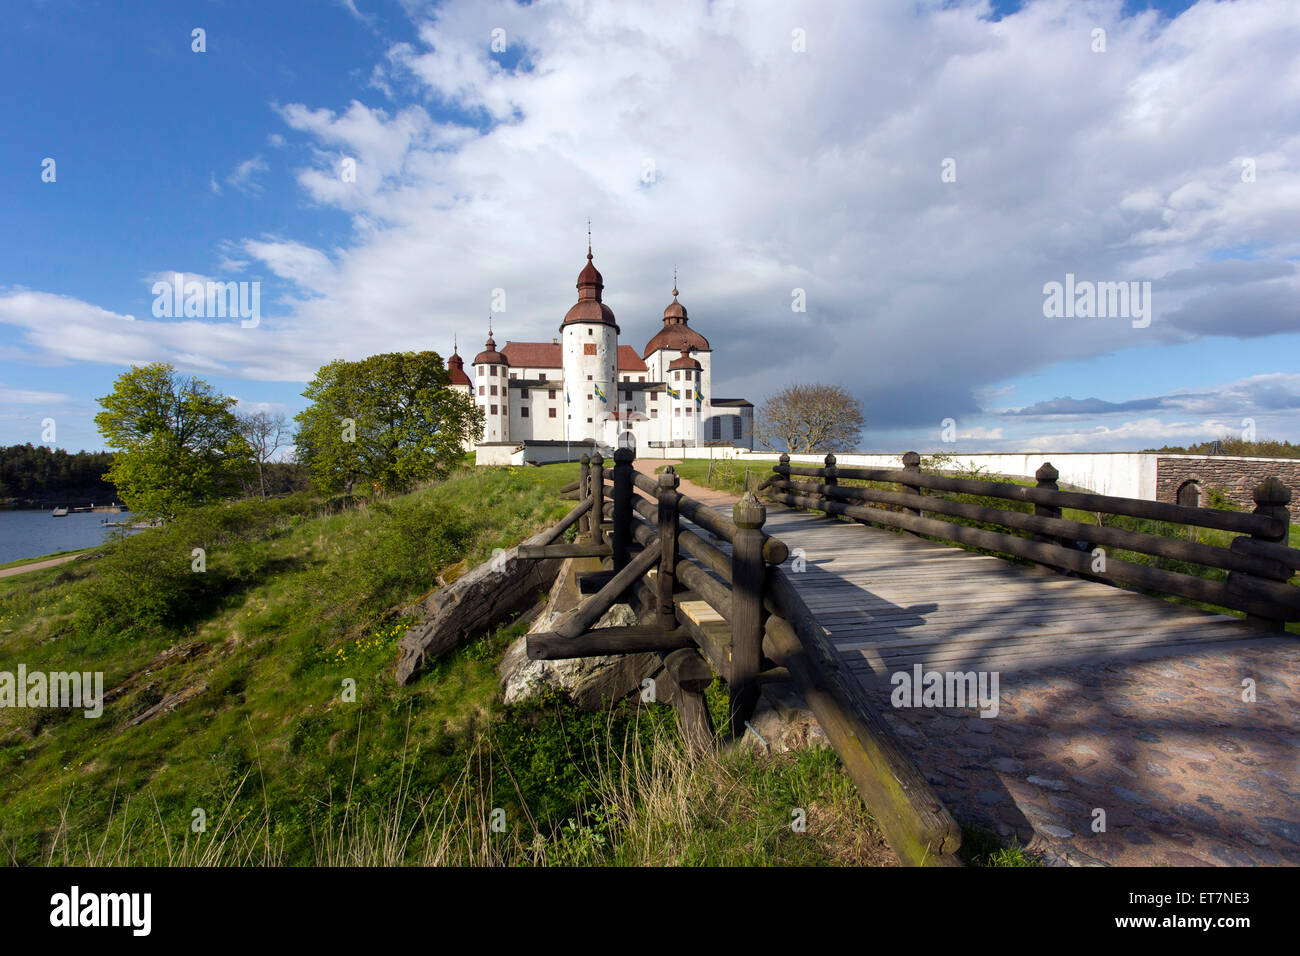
xmin=94 ymin=364 xmax=255 ymax=516
xmin=293 ymin=351 xmax=482 ymax=495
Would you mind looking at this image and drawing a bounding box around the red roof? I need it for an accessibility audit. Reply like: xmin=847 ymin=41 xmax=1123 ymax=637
xmin=447 ymin=349 xmax=471 ymax=386
xmin=501 ymin=341 xmax=646 ymax=373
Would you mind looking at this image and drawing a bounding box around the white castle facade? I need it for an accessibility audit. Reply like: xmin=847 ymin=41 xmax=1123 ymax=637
xmin=448 ymin=247 xmax=754 ymax=465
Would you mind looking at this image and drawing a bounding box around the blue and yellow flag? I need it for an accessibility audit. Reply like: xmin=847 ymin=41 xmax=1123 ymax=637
xmin=695 ymin=389 xmax=704 ymax=408
xmin=594 ymin=383 xmax=608 ymax=404
xmin=565 ymin=388 xmax=570 ymax=405
xmin=666 ymin=385 xmax=679 ymax=400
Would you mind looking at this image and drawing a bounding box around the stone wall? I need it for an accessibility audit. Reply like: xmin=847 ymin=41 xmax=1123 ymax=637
xmin=1156 ymin=455 xmax=1300 ymax=518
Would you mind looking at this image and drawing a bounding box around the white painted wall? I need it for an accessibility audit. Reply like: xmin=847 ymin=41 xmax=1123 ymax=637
xmin=640 ymin=448 xmax=1160 ymax=499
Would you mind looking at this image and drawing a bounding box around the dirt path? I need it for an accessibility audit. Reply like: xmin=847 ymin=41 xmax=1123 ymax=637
xmin=0 ymin=552 xmax=86 ymax=579
xmin=632 ymin=459 xmax=741 ymax=510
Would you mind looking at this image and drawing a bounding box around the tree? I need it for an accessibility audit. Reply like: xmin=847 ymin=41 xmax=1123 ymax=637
xmin=94 ymin=364 xmax=255 ymax=516
xmin=293 ymin=351 xmax=482 ymax=496
xmin=754 ymin=384 xmax=865 ymax=454
xmin=239 ymin=409 xmax=290 ymax=498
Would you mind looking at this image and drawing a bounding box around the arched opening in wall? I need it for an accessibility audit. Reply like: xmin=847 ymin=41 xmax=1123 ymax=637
xmin=1176 ymin=479 xmax=1202 ymax=508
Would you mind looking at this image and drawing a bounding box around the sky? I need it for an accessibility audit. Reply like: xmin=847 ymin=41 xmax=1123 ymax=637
xmin=1 ymin=0 xmax=1297 ymax=456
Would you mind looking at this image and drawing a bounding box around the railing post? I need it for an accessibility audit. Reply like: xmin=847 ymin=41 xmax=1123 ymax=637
xmin=590 ymin=452 xmax=605 ymax=549
xmin=1232 ymin=476 xmax=1292 ymax=632
xmin=901 ymin=451 xmax=922 ymax=518
xmin=612 ymin=447 xmax=634 ymax=571
xmin=578 ymin=453 xmax=591 ymax=537
xmin=657 ymin=468 xmax=680 ymax=630
xmin=777 ymin=452 xmax=790 ymax=487
xmin=823 ymin=453 xmax=837 ymax=494
xmin=1034 ymin=462 xmax=1064 ymax=549
xmin=730 ymin=492 xmax=766 ymax=738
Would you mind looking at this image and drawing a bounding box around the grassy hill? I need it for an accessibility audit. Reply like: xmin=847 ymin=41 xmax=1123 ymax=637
xmin=0 ymin=463 xmax=893 ymax=866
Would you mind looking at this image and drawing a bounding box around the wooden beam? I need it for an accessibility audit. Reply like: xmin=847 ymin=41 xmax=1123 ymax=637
xmin=517 ymin=542 xmax=610 ymax=559
xmin=551 ymin=539 xmax=661 ymax=639
xmin=527 ymin=625 xmax=694 ymax=660
xmin=778 ymin=461 xmax=1283 ymax=537
xmin=763 ymin=567 xmax=963 ymax=865
xmin=531 ymin=495 xmax=593 ymax=547
xmin=663 ymin=647 xmax=716 ymax=755
xmin=729 ymin=493 xmax=766 ymax=737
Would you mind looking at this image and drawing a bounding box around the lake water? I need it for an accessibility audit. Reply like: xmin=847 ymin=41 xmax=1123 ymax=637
xmin=0 ymin=510 xmax=136 ymax=565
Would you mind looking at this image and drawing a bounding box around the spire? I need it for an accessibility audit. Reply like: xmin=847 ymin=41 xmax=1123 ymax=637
xmin=673 ymin=264 xmax=678 ymax=299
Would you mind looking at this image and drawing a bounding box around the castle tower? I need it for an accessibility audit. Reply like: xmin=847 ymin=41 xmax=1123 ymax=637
xmin=667 ymin=341 xmax=702 ymax=446
xmin=472 ymin=325 xmax=509 ymax=443
xmin=447 ymin=340 xmax=476 ymax=450
xmin=560 ymin=243 xmax=619 ymax=443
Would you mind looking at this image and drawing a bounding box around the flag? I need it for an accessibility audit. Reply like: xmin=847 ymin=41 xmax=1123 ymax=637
xmin=565 ymin=388 xmax=570 ymax=405
xmin=695 ymin=389 xmax=704 ymax=408
xmin=594 ymin=383 xmax=608 ymax=404
xmin=666 ymin=386 xmax=679 ymax=399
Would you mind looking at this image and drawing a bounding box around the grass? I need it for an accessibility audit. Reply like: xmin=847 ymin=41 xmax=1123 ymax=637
xmin=0 ymin=461 xmax=893 ymax=866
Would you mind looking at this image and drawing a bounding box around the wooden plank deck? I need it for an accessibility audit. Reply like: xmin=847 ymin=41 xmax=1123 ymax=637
xmin=760 ymin=508 xmax=1279 ymax=681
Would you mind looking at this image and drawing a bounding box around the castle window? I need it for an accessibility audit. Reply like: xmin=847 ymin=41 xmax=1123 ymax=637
xmin=712 ymin=418 xmax=722 ymax=440
xmin=586 ymin=417 xmax=592 ymax=423
xmin=587 ymin=374 xmax=593 ymax=381
xmin=685 ymin=389 xmax=691 ymax=400
xmin=622 ymin=376 xmax=629 ymax=382
xmin=733 ymin=418 xmax=742 ymax=439
xmin=490 ymin=385 xmax=497 ymax=396
xmin=674 ymin=408 xmax=680 ymax=417
xmin=638 ymin=376 xmax=645 ymax=383
xmin=623 ymin=391 xmax=631 ymax=402
xmin=549 ymin=389 xmax=556 ymax=399
xmin=521 ymin=407 xmax=529 ymax=418
xmin=520 ymin=388 xmax=529 ymax=398
xmin=587 ymin=394 xmax=593 ymax=401
xmin=478 ymin=386 xmax=484 ymax=396
xmin=650 ymin=409 xmax=658 ymax=419
xmin=509 ymin=373 xmax=516 ymax=380
xmin=549 ymin=408 xmax=557 ymax=418
xmin=674 ymin=371 xmax=680 ymax=381
xmin=491 ymin=404 xmax=498 ymax=415
xmin=650 ymin=392 xmax=657 ymax=401
xmin=685 ymin=407 xmax=692 ymax=416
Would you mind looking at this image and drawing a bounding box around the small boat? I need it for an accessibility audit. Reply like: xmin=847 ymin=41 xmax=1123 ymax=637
xmin=51 ymin=507 xmax=69 ymax=517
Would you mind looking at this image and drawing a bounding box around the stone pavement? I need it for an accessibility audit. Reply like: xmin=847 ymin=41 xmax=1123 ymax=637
xmin=633 ymin=458 xmax=1300 ymax=866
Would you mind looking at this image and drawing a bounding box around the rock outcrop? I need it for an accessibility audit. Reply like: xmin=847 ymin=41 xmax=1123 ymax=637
xmin=393 ymin=539 xmax=564 ymax=685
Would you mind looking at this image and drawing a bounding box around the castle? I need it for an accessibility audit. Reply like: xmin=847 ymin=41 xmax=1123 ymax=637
xmin=449 ymin=246 xmax=754 ymax=465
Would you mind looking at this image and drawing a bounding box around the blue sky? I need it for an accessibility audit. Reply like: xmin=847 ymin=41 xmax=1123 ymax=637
xmin=2 ymin=0 xmax=1298 ymax=455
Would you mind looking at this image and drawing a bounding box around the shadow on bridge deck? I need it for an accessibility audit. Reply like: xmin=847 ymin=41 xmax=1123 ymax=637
xmin=765 ymin=506 xmax=1300 ymax=867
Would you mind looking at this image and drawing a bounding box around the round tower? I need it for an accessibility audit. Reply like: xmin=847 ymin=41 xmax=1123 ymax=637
xmin=472 ymin=327 xmax=509 ymax=444
xmin=667 ymin=342 xmax=702 ymax=446
xmin=560 ymin=244 xmax=619 ymax=444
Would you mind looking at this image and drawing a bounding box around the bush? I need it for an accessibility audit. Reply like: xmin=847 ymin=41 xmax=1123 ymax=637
xmin=72 ymin=494 xmax=315 ymax=641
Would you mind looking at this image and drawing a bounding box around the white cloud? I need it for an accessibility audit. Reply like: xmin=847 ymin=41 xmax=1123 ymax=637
xmin=226 ymin=155 xmax=269 ymax=196
xmin=8 ymin=0 xmax=1300 ymax=445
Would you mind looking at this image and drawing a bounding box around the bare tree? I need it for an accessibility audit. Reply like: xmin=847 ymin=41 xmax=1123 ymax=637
xmin=754 ymin=384 xmax=865 ymax=454
xmin=238 ymin=410 xmax=289 ymax=498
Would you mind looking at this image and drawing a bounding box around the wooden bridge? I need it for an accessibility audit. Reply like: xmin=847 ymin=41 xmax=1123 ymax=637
xmin=518 ymin=449 xmax=1300 ymax=866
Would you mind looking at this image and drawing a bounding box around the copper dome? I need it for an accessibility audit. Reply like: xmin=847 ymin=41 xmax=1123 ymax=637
xmin=473 ymin=332 xmax=507 ymax=365
xmin=562 ymin=248 xmax=618 ymax=329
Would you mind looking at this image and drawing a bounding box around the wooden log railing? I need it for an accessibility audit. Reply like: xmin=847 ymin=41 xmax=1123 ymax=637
xmin=512 ymin=449 xmax=963 ymax=865
xmin=766 ymin=452 xmax=1300 ymax=630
